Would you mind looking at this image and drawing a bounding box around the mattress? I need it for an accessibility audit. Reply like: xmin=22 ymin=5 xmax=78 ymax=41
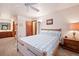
xmin=18 ymin=34 xmax=60 ymax=56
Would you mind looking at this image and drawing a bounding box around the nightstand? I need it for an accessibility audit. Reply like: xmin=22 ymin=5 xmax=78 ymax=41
xmin=63 ymin=38 xmax=79 ymax=53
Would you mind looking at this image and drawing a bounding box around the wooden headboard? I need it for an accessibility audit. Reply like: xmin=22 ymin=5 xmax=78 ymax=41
xmin=41 ymin=29 xmax=61 ymax=31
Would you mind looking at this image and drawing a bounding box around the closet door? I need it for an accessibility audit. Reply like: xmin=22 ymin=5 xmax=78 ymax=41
xmin=26 ymin=21 xmax=33 ymax=36
xmin=26 ymin=20 xmax=37 ymax=36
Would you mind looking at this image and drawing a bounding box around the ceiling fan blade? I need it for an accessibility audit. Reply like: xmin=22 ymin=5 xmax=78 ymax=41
xmin=25 ymin=3 xmax=37 ymax=6
xmin=30 ymin=6 xmax=39 ymax=12
xmin=25 ymin=3 xmax=39 ymax=12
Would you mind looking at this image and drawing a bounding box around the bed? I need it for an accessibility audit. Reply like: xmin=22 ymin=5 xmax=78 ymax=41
xmin=17 ymin=29 xmax=61 ymax=56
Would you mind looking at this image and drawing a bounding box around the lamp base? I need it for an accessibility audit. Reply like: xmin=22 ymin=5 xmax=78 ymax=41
xmin=73 ymin=32 xmax=76 ymax=40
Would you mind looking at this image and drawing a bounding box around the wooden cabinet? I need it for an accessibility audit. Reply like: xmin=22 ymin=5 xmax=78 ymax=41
xmin=0 ymin=22 xmax=16 ymax=38
xmin=0 ymin=32 xmax=13 ymax=38
xmin=63 ymin=38 xmax=79 ymax=53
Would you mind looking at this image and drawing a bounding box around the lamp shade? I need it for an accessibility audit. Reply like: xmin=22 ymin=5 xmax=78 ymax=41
xmin=70 ymin=22 xmax=79 ymax=31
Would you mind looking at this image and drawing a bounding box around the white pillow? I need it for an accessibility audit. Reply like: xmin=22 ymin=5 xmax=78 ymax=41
xmin=40 ymin=30 xmax=61 ymax=37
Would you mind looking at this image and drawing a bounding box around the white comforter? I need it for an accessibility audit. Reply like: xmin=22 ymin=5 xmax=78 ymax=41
xmin=18 ymin=34 xmax=60 ymax=56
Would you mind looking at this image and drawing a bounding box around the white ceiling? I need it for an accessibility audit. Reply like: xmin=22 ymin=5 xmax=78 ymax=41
xmin=0 ymin=3 xmax=79 ymax=17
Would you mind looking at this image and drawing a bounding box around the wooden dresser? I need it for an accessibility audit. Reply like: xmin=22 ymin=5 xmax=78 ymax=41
xmin=0 ymin=22 xmax=16 ymax=38
xmin=63 ymin=38 xmax=79 ymax=53
xmin=0 ymin=32 xmax=14 ymax=38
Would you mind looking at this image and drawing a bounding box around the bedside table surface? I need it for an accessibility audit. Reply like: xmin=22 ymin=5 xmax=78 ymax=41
xmin=64 ymin=38 xmax=79 ymax=41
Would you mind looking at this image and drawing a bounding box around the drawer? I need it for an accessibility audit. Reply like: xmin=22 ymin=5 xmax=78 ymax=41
xmin=64 ymin=40 xmax=78 ymax=46
xmin=64 ymin=44 xmax=78 ymax=50
xmin=63 ymin=39 xmax=79 ymax=53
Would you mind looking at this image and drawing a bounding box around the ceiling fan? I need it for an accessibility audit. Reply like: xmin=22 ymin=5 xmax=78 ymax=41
xmin=25 ymin=3 xmax=39 ymax=12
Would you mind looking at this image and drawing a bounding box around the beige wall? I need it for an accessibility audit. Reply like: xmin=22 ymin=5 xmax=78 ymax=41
xmin=38 ymin=13 xmax=69 ymax=37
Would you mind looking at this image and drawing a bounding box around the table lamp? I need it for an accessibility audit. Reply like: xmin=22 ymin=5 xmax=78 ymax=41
xmin=70 ymin=22 xmax=79 ymax=40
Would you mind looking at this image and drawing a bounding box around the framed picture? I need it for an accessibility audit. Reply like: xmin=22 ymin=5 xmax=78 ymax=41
xmin=46 ymin=19 xmax=53 ymax=25
xmin=0 ymin=22 xmax=11 ymax=30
